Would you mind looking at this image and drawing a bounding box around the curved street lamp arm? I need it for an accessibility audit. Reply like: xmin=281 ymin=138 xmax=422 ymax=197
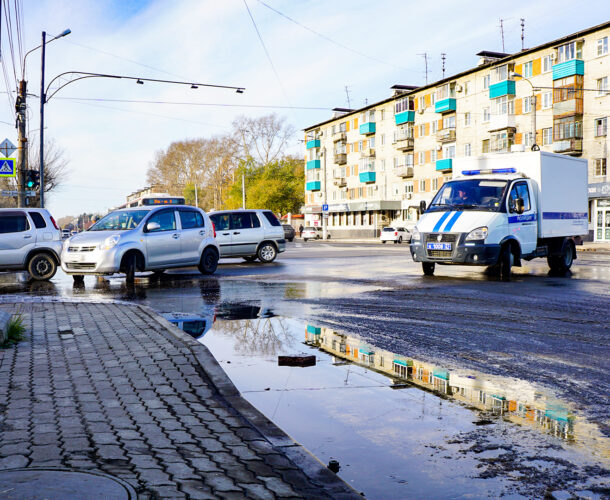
xmin=45 ymin=73 xmax=122 ymax=102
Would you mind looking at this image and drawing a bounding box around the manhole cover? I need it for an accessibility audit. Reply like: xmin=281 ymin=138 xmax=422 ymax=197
xmin=0 ymin=468 xmax=137 ymax=499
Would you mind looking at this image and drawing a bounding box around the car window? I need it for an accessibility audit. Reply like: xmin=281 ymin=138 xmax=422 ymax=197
xmin=262 ymin=211 xmax=281 ymax=227
xmin=0 ymin=213 xmax=29 ymax=233
xmin=90 ymin=210 xmax=148 ymax=231
xmin=147 ymin=210 xmax=176 ymax=232
xmin=28 ymin=212 xmax=47 ymax=228
xmin=209 ymin=213 xmax=230 ymax=231
xmin=508 ymin=182 xmax=531 ymax=212
xmin=383 ymin=227 xmax=394 ymax=232
xmin=231 ymin=212 xmax=253 ymax=230
xmin=179 ymin=210 xmax=204 ymax=229
xmin=250 ymin=213 xmax=261 ymax=228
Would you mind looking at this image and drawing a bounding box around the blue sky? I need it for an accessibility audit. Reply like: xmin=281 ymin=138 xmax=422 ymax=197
xmin=0 ymin=0 xmax=606 ymax=217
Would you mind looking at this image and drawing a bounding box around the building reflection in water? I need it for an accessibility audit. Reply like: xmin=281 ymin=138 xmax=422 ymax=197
xmin=305 ymin=325 xmax=581 ymax=442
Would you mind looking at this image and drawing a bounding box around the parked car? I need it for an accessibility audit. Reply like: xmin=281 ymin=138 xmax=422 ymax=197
xmin=302 ymin=226 xmax=330 ymax=241
xmin=380 ymin=227 xmax=411 ymax=244
xmin=208 ymin=209 xmax=285 ymax=263
xmin=61 ymin=228 xmax=71 ymax=239
xmin=0 ymin=208 xmax=62 ymax=280
xmin=61 ymin=205 xmax=219 ymax=283
xmin=282 ymin=224 xmax=295 ymax=242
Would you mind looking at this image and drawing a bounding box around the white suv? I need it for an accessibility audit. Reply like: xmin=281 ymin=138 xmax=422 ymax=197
xmin=61 ymin=205 xmax=219 ymax=283
xmin=0 ymin=208 xmax=62 ymax=280
xmin=208 ymin=209 xmax=285 ymax=263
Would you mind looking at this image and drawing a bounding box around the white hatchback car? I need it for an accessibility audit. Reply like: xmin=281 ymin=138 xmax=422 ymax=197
xmin=380 ymin=227 xmax=411 ymax=244
xmin=61 ymin=205 xmax=219 ymax=283
xmin=302 ymin=226 xmax=330 ymax=241
xmin=0 ymin=208 xmax=62 ymax=280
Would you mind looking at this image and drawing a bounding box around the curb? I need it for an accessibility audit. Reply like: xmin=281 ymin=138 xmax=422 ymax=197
xmin=0 ymin=310 xmax=11 ymax=344
xmin=138 ymin=304 xmax=362 ymax=499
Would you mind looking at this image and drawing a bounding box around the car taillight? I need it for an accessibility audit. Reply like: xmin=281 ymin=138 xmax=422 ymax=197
xmin=394 ymin=231 xmax=398 ymax=236
xmin=212 ymin=222 xmax=216 ymax=238
xmin=50 ymin=216 xmax=59 ymax=230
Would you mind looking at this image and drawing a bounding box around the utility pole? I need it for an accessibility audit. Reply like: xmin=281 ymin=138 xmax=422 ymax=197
xmin=322 ymin=146 xmax=327 ymax=241
xmin=39 ymin=31 xmax=46 ymax=208
xmin=16 ymin=80 xmax=27 ymax=208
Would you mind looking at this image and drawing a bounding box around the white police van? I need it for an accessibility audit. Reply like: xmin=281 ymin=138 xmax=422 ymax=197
xmin=410 ymin=151 xmax=588 ymax=280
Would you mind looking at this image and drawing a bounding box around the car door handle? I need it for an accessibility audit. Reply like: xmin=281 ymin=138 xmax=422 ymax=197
xmin=233 ymin=231 xmax=240 ymax=235
xmin=199 ymin=230 xmax=205 ymax=235
xmin=23 ymin=235 xmax=32 ymax=239
xmin=222 ymin=232 xmax=230 ymax=235
xmin=172 ymin=233 xmax=180 ymax=239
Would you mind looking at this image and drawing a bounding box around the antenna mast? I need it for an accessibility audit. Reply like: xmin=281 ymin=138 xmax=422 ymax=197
xmin=418 ymin=53 xmax=429 ymax=85
xmin=499 ymin=19 xmax=505 ymax=52
xmin=441 ymin=53 xmax=446 ymax=78
xmin=344 ymin=85 xmax=352 ymax=108
xmin=520 ymin=18 xmax=525 ymax=50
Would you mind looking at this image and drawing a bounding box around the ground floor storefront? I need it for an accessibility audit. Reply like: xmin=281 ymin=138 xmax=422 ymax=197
xmin=588 ymin=182 xmax=610 ymax=242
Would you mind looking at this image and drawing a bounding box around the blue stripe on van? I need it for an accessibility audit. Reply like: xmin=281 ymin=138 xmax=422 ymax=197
xmin=433 ymin=212 xmax=452 ymax=232
xmin=443 ymin=211 xmax=463 ymax=231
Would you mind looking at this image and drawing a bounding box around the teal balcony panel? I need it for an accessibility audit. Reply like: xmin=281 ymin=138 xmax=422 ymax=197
xmin=359 ymin=122 xmax=376 ymax=135
xmin=489 ymin=80 xmax=516 ymax=99
xmin=306 ymin=139 xmax=320 ymax=149
xmin=394 ymin=110 xmax=415 ymax=125
xmin=552 ymin=60 xmax=584 ymax=80
xmin=436 ymin=159 xmax=453 ymax=171
xmin=306 ymin=181 xmax=321 ymax=191
xmin=306 ymin=325 xmax=321 ymax=334
xmin=435 ymin=98 xmax=456 ymax=113
xmin=306 ymin=159 xmax=321 ymax=170
xmin=359 ymin=171 xmax=376 ymax=183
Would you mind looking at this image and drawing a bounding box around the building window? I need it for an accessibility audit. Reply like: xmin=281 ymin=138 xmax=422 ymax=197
xmin=380 ymin=109 xmax=385 ymax=120
xmin=597 ymin=36 xmax=609 ymax=56
xmin=524 ymin=132 xmax=533 ymax=147
xmin=482 ymin=107 xmax=490 ymax=122
xmin=395 ymin=97 xmax=413 ymax=114
xmin=542 ymin=54 xmax=553 ymax=73
xmin=597 ymin=77 xmax=608 ymax=97
xmin=432 ymin=178 xmax=438 ymax=191
xmin=493 ymin=64 xmax=509 ymax=82
xmin=556 ymin=41 xmax=582 ymax=63
xmin=523 ymin=96 xmax=532 ymax=114
xmin=482 ymin=139 xmax=490 ymax=153
xmin=483 ymin=74 xmax=490 ymax=89
xmin=436 ymin=83 xmax=455 ymax=100
xmin=464 ymin=81 xmax=470 ymax=95
xmin=542 ymin=91 xmax=552 ymax=109
xmin=418 ymin=96 xmax=425 ymax=109
xmin=405 ymin=182 xmax=413 ymax=194
xmin=443 ymin=115 xmax=456 ymax=129
xmin=419 ymin=179 xmax=426 ymax=192
xmin=419 ymin=124 xmax=425 ymax=136
xmin=380 ymin=159 xmax=386 ymax=171
xmin=464 ymin=112 xmax=471 ymax=126
xmin=595 ymin=117 xmax=607 ymax=136
xmin=380 ymin=134 xmax=385 ymax=146
xmin=554 ymin=117 xmax=582 ymax=140
xmin=523 ymin=61 xmax=533 ymax=78
xmin=495 ymin=96 xmax=514 ymax=115
xmin=418 ymin=151 xmax=425 ymax=164
xmin=444 ymin=145 xmax=455 ymax=159
xmin=405 ymin=154 xmax=414 ymax=166
xmin=431 ymin=121 xmax=437 ymax=134
xmin=491 ymin=131 xmax=513 ymax=151
xmin=542 ymin=127 xmax=553 ymax=145
xmin=431 ymin=150 xmax=437 ymax=162
xmin=595 ymin=159 xmax=607 ymax=176
xmin=464 ymin=143 xmax=471 ymax=156
xmin=369 ymin=137 xmax=376 ymax=148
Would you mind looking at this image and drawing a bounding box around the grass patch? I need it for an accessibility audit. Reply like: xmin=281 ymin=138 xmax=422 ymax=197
xmin=1 ymin=315 xmax=26 ymax=348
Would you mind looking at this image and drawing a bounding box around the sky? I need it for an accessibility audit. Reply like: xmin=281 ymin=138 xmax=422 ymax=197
xmin=0 ymin=0 xmax=607 ymax=218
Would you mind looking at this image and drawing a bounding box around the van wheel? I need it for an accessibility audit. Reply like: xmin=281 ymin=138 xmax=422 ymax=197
xmin=199 ymin=247 xmax=219 ymax=275
xmin=258 ymin=243 xmax=277 ymax=263
xmin=303 ymin=238 xmax=308 ymax=242
xmin=499 ymin=244 xmax=512 ymax=282
xmin=422 ymin=262 xmax=435 ymax=276
xmin=548 ymin=241 xmax=574 ymax=274
xmin=243 ymin=256 xmax=257 ymax=263
xmin=28 ymin=253 xmax=57 ymax=281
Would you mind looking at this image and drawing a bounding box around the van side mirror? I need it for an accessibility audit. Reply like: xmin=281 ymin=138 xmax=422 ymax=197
xmin=419 ymin=200 xmax=427 ymax=213
xmin=146 ymin=221 xmax=161 ymax=232
xmin=514 ymin=197 xmax=525 ymax=214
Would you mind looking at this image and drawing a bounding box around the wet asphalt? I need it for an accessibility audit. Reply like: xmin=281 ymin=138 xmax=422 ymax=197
xmin=0 ymin=240 xmax=609 ymax=498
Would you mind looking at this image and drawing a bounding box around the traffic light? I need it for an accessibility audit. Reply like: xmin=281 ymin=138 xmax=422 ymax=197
xmin=25 ymin=170 xmax=40 ymax=190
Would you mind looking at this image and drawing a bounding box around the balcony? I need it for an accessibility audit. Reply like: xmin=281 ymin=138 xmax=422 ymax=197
xmin=488 ymin=113 xmax=516 ymax=132
xmin=334 ymin=153 xmax=347 ymax=165
xmin=552 ymin=60 xmax=584 ymax=81
xmin=306 ymin=139 xmax=320 ymax=149
xmin=360 ymin=148 xmax=375 ymax=158
xmin=436 ymin=128 xmax=456 ymax=143
xmin=394 ymin=110 xmax=415 ymax=125
xmin=395 ymin=136 xmax=414 ymax=151
xmin=306 ymin=159 xmax=321 ymax=170
xmin=333 ymin=131 xmax=347 ymax=142
xmin=435 ymin=158 xmax=453 ymax=171
xmin=359 ymin=122 xmax=376 ymax=135
xmin=435 ymin=98 xmax=456 ymax=114
xmin=553 ymin=100 xmax=583 ymax=117
xmin=306 ymin=181 xmax=321 ymax=191
xmin=359 ymin=171 xmax=376 ymax=183
xmin=394 ymin=165 xmax=414 ymax=178
xmin=333 ymin=177 xmax=346 ymax=187
xmin=489 ymin=80 xmax=516 ymax=99
xmin=552 ymin=138 xmax=582 ymax=155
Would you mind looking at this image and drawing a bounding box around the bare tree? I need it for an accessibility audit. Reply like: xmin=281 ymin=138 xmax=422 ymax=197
xmin=232 ymin=114 xmax=295 ymax=165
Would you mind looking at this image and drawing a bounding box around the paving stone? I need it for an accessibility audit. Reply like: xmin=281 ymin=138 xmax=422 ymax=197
xmin=138 ymin=467 xmax=172 ymax=486
xmin=259 ymin=477 xmax=299 ymax=498
xmin=204 ymin=473 xmax=241 ymax=493
xmin=237 ymin=483 xmax=275 ymax=500
xmin=0 ymin=454 xmax=29 ymax=469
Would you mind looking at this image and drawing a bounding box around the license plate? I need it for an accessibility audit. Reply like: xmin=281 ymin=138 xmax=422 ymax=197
xmin=66 ymin=254 xmax=84 ymax=262
xmin=427 ymin=242 xmax=452 ymax=251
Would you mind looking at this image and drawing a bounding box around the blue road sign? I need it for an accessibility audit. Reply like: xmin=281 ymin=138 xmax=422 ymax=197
xmin=0 ymin=158 xmax=16 ymax=177
xmin=322 ymin=204 xmax=329 ymax=211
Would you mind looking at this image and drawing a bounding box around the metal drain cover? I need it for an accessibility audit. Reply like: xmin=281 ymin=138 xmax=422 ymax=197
xmin=0 ymin=468 xmax=137 ymax=499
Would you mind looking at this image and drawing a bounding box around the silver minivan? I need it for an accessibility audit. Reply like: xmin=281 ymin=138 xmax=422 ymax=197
xmin=0 ymin=208 xmax=62 ymax=280
xmin=208 ymin=209 xmax=285 ymax=263
xmin=61 ymin=205 xmax=219 ymax=283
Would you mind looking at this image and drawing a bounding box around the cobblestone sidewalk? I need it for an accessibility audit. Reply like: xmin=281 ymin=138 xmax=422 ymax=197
xmin=0 ymin=300 xmax=359 ymax=499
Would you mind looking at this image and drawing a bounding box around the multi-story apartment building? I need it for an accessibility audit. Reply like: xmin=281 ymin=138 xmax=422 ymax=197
xmin=303 ymin=21 xmax=610 ymax=241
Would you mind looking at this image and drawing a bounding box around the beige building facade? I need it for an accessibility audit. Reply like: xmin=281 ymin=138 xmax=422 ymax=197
xmin=303 ymin=22 xmax=610 ymax=241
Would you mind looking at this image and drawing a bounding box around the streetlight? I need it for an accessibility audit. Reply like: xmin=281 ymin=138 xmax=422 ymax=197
xmin=511 ymin=71 xmax=540 ymax=151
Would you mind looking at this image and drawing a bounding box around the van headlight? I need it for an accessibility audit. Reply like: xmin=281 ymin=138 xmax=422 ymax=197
xmin=465 ymin=226 xmax=488 ymax=241
xmin=411 ymin=228 xmax=421 ymax=242
xmin=99 ymin=234 xmax=120 ymax=250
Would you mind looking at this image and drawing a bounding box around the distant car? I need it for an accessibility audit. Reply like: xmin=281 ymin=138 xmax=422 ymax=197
xmin=61 ymin=229 xmax=71 ymax=239
xmin=282 ymin=224 xmax=295 ymax=242
xmin=0 ymin=208 xmax=62 ymax=280
xmin=302 ymin=226 xmax=330 ymax=242
xmin=380 ymin=227 xmax=410 ymax=244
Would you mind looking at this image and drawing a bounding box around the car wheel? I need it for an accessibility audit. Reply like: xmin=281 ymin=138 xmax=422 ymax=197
xmin=289 ymin=238 xmax=294 ymax=242
xmin=27 ymin=253 xmax=57 ymax=281
xmin=151 ymin=270 xmax=165 ymax=279
xmin=382 ymin=240 xmax=386 ymax=244
xmin=124 ymin=254 xmax=136 ymax=284
xmin=547 ymin=241 xmax=574 ymax=274
xmin=199 ymin=247 xmax=219 ymax=275
xmin=398 ymin=236 xmax=402 ymax=244
xmin=422 ymin=262 xmax=435 ymax=276
xmin=303 ymin=238 xmax=308 ymax=242
xmin=499 ymin=244 xmax=512 ymax=282
xmin=258 ymin=243 xmax=277 ymax=263
xmin=326 ymin=235 xmax=331 ymax=240
xmin=243 ymin=256 xmax=257 ymax=263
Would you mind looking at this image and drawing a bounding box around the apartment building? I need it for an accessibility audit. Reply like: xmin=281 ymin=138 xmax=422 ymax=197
xmin=303 ymin=21 xmax=610 ymax=241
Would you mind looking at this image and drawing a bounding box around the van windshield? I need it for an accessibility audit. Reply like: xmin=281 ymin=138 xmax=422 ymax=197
xmin=428 ymin=179 xmax=508 ymax=212
xmin=89 ymin=210 xmax=148 ymax=231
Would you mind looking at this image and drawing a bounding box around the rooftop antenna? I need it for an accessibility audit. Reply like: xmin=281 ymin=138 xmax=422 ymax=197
xmin=520 ymin=18 xmax=525 ymax=50
xmin=418 ymin=53 xmax=429 ymax=85
xmin=344 ymin=85 xmax=352 ymax=108
xmin=499 ymin=19 xmax=505 ymax=52
xmin=441 ymin=53 xmax=446 ymax=78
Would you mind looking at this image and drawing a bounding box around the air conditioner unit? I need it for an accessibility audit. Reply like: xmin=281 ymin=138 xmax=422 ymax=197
xmin=455 ymin=84 xmax=463 ymax=93
xmin=436 ymin=144 xmax=443 ymax=151
xmin=418 ymin=109 xmax=425 ymax=114
xmin=549 ymin=53 xmax=556 ymax=61
xmin=317 ymin=192 xmax=323 ymax=198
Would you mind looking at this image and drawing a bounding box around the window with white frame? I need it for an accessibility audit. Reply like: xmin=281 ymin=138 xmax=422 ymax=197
xmin=523 ymin=61 xmax=533 ymax=78
xmin=542 ymin=91 xmax=552 ymax=109
xmin=405 ymin=154 xmax=414 ymax=166
xmin=595 ymin=158 xmax=607 ymax=176
xmin=542 ymin=127 xmax=552 ymax=145
xmin=597 ymin=77 xmax=608 ymax=96
xmin=359 ymin=140 xmax=363 ymax=150
xmin=523 ymin=96 xmax=532 ymax=114
xmin=395 ymin=97 xmax=413 ymax=114
xmin=405 ymin=182 xmax=414 ymax=194
xmin=432 ymin=178 xmax=438 ymax=191
xmin=483 ymin=74 xmax=490 ymax=89
xmin=464 ymin=143 xmax=471 ymax=156
xmin=495 ymin=96 xmax=514 ymax=115
xmin=524 ymin=132 xmax=533 ymax=147
xmin=359 ymin=158 xmax=375 ymax=172
xmin=464 ymin=81 xmax=471 ymax=95
xmin=419 ymin=124 xmax=425 ymax=136
xmin=380 ymin=109 xmax=385 ymax=120
xmin=380 ymin=159 xmax=386 ymax=171
xmin=380 ymin=134 xmax=385 ymax=146
xmin=369 ymin=137 xmax=376 ymax=148
xmin=339 ymin=121 xmax=346 ymax=132
xmin=430 ymin=93 xmax=436 ymax=105
xmin=418 ymin=96 xmax=425 ymax=109
xmin=493 ymin=65 xmax=508 ymax=83
xmin=597 ymin=36 xmax=608 ymax=56
xmin=431 ymin=150 xmax=437 ymax=162
xmin=431 ymin=121 xmax=437 ymax=134
xmin=542 ymin=54 xmax=553 ymax=73
xmin=419 ymin=179 xmax=426 ymax=192
xmin=436 ymin=83 xmax=455 ymax=100
xmin=443 ymin=145 xmax=455 ymax=159
xmin=595 ymin=117 xmax=607 ymax=136
xmin=393 ymin=157 xmax=399 ymax=168
xmin=367 ymin=186 xmax=374 ymax=196
xmin=464 ymin=112 xmax=471 ymax=126
xmin=418 ymin=151 xmax=425 ymax=164
xmin=483 ymin=107 xmax=490 ymax=122
xmin=556 ymin=41 xmax=582 ymax=63
xmin=443 ymin=115 xmax=456 ymax=128
xmin=361 ymin=110 xmax=375 ymax=123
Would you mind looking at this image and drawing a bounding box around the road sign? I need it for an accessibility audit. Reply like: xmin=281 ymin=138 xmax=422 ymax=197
xmin=1 ymin=190 xmax=18 ymax=196
xmin=0 ymin=158 xmax=16 ymax=177
xmin=322 ymin=204 xmax=329 ymax=211
xmin=0 ymin=139 xmax=16 ymax=158
xmin=26 ymin=190 xmax=37 ymax=196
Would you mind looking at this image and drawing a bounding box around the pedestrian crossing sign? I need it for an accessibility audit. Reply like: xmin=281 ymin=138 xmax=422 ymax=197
xmin=0 ymin=158 xmax=16 ymax=177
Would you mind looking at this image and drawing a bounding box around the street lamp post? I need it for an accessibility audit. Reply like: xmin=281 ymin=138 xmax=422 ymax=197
xmin=511 ymin=72 xmax=540 ymax=151
xmin=322 ymin=145 xmax=327 ymax=241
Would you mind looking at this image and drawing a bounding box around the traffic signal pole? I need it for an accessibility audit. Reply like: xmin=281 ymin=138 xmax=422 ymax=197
xmin=39 ymin=31 xmax=46 ymax=208
xmin=16 ymin=80 xmax=27 ymax=208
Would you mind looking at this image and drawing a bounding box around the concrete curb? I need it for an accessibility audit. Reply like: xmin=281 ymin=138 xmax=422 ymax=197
xmin=0 ymin=310 xmax=11 ymax=344
xmin=138 ymin=304 xmax=362 ymax=499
